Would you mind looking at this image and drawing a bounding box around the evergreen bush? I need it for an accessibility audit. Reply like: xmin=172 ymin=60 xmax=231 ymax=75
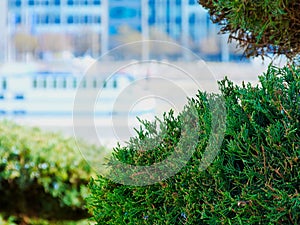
xmin=0 ymin=121 xmax=104 ymax=222
xmin=87 ymin=65 xmax=299 ymax=224
xmin=198 ymin=0 xmax=300 ymax=59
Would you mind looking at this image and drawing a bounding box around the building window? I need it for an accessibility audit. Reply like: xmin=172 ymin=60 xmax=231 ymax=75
xmin=28 ymin=0 xmax=35 ymax=6
xmin=113 ymin=79 xmax=117 ymax=89
xmin=189 ymin=14 xmax=196 ymax=24
xmin=9 ymin=0 xmax=21 ymax=7
xmin=93 ymin=0 xmax=100 ymax=5
xmin=176 ymin=17 xmax=181 ymax=24
xmin=84 ymin=15 xmax=89 ymax=24
xmin=36 ymin=14 xmax=43 ymax=24
xmin=149 ymin=0 xmax=154 ymax=5
xmin=45 ymin=15 xmax=50 ymax=24
xmin=52 ymin=79 xmax=57 ymax=88
xmin=54 ymin=15 xmax=60 ymax=24
xmin=15 ymin=94 xmax=25 ymax=100
xmin=33 ymin=78 xmax=37 ymax=88
xmin=41 ymin=0 xmax=50 ymax=5
xmin=43 ymin=78 xmax=47 ymax=88
xmin=14 ymin=14 xmax=22 ymax=24
xmin=63 ymin=79 xmax=67 ymax=88
xmin=95 ymin=16 xmax=101 ymax=23
xmin=15 ymin=0 xmax=22 ymax=7
xmin=68 ymin=15 xmax=79 ymax=24
xmin=73 ymin=78 xmax=77 ymax=88
xmin=35 ymin=14 xmax=60 ymax=24
xmin=93 ymin=79 xmax=97 ymax=88
xmin=54 ymin=0 xmax=60 ymax=5
xmin=67 ymin=16 xmax=74 ymax=24
xmin=110 ymin=7 xmax=137 ymax=19
xmin=148 ymin=16 xmax=155 ymax=24
xmin=2 ymin=79 xmax=7 ymax=90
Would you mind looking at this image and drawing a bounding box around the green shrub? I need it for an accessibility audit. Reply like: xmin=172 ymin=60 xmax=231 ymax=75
xmin=87 ymin=65 xmax=299 ymax=224
xmin=198 ymin=0 xmax=300 ymax=59
xmin=0 ymin=121 xmax=104 ymax=221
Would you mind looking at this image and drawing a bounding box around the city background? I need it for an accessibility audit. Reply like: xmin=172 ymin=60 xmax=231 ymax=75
xmin=0 ymin=0 xmax=247 ymax=63
xmin=0 ymin=0 xmax=271 ymax=147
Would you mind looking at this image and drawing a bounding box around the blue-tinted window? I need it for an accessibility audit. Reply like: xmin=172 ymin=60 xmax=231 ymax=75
xmin=2 ymin=79 xmax=6 ymax=90
xmin=84 ymin=15 xmax=89 ymax=24
xmin=76 ymin=0 xmax=90 ymax=5
xmin=67 ymin=15 xmax=80 ymax=23
xmin=148 ymin=8 xmax=155 ymax=24
xmin=94 ymin=0 xmax=100 ymax=5
xmin=15 ymin=94 xmax=24 ymax=100
xmin=176 ymin=17 xmax=181 ymax=24
xmin=176 ymin=0 xmax=181 ymax=5
xmin=28 ymin=0 xmax=35 ymax=6
xmin=36 ymin=14 xmax=41 ymax=24
xmin=166 ymin=27 xmax=170 ymax=34
xmin=149 ymin=0 xmax=154 ymax=6
xmin=189 ymin=0 xmax=196 ymax=4
xmin=15 ymin=14 xmax=22 ymax=24
xmin=54 ymin=0 xmax=60 ymax=5
xmin=9 ymin=0 xmax=22 ymax=7
xmin=67 ymin=0 xmax=73 ymax=5
xmin=45 ymin=15 xmax=49 ymax=24
xmin=189 ymin=14 xmax=196 ymax=24
xmin=95 ymin=16 xmax=101 ymax=23
xmin=39 ymin=14 xmax=48 ymax=24
xmin=67 ymin=16 xmax=74 ymax=24
xmin=148 ymin=16 xmax=155 ymax=24
xmin=15 ymin=0 xmax=21 ymax=7
xmin=54 ymin=15 xmax=60 ymax=24
xmin=110 ymin=7 xmax=137 ymax=19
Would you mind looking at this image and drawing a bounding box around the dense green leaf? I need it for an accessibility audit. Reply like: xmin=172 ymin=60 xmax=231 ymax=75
xmin=87 ymin=65 xmax=299 ymax=224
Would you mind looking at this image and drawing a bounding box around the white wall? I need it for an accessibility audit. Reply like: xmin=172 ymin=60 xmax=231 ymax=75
xmin=0 ymin=0 xmax=8 ymax=62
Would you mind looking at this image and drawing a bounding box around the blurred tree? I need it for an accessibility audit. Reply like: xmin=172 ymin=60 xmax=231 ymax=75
xmin=113 ymin=25 xmax=181 ymax=57
xmin=198 ymin=0 xmax=300 ymax=59
xmin=114 ymin=25 xmax=143 ymax=43
xmin=73 ymin=29 xmax=101 ymax=57
xmin=38 ymin=33 xmax=72 ymax=53
xmin=14 ymin=32 xmax=38 ymax=60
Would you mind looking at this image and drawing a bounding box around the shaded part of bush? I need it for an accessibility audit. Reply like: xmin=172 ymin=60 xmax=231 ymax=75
xmin=198 ymin=0 xmax=300 ymax=60
xmin=87 ymin=65 xmax=299 ymax=224
xmin=0 ymin=180 xmax=88 ymax=221
xmin=0 ymin=122 xmax=102 ymax=221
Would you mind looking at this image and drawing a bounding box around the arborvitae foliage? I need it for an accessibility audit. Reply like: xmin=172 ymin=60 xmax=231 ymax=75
xmin=88 ymin=65 xmax=299 ymax=224
xmin=198 ymin=0 xmax=300 ymax=59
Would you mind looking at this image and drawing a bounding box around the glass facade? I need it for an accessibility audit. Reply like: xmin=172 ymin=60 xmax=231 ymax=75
xmin=2 ymin=0 xmax=245 ymax=61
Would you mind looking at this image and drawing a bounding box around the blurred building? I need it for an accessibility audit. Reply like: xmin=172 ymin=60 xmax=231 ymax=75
xmin=1 ymin=0 xmax=244 ymax=62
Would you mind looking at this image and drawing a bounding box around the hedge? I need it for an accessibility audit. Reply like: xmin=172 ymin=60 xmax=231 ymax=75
xmin=87 ymin=65 xmax=299 ymax=224
xmin=0 ymin=121 xmax=105 ymax=223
